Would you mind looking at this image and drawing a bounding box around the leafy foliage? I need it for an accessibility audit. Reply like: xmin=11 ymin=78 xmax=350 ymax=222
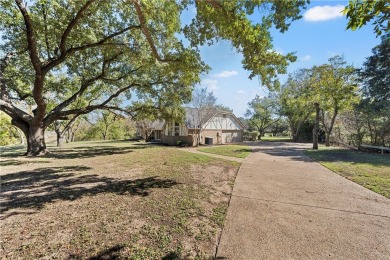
xmin=344 ymin=0 xmax=390 ymax=36
xmin=0 ymin=0 xmax=308 ymax=155
xmin=76 ymin=112 xmax=136 ymax=141
xmin=360 ymin=33 xmax=390 ymax=104
xmin=311 ymin=56 xmax=359 ymax=146
xmin=246 ymin=94 xmax=279 ymax=139
xmin=279 ymin=69 xmax=313 ymax=141
xmin=0 ymin=112 xmax=20 ymax=145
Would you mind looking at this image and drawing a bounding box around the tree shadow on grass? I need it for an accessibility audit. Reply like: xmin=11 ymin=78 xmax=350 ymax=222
xmin=85 ymin=244 xmax=125 ymax=260
xmin=84 ymin=245 xmax=183 ymax=260
xmin=1 ymin=166 xmax=179 ymax=219
xmin=305 ymin=149 xmax=390 ymax=167
xmin=1 ymin=141 xmax=155 ymax=159
xmin=0 ymin=159 xmax=51 ymax=166
xmin=251 ymin=146 xmax=313 ymax=162
xmin=1 ymin=145 xmax=151 ymax=159
xmin=47 ymin=146 xmax=136 ymax=159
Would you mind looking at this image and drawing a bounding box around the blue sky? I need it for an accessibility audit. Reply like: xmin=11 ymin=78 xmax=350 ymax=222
xmin=191 ymin=1 xmax=381 ymax=117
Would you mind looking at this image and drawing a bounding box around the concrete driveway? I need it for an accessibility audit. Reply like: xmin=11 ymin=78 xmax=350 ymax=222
xmin=216 ymin=142 xmax=390 ymax=259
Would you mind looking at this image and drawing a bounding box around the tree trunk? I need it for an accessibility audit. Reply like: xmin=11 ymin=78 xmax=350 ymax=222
xmin=313 ymin=103 xmax=320 ymax=150
xmin=55 ymin=129 xmax=65 ymax=147
xmin=197 ymin=129 xmax=201 ymax=146
xmin=257 ymin=130 xmax=263 ymax=140
xmin=325 ymin=132 xmax=330 ymax=147
xmin=27 ymin=125 xmax=47 ymax=156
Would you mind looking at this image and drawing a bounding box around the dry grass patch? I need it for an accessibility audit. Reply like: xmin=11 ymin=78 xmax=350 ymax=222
xmin=198 ymin=145 xmax=252 ymax=158
xmin=0 ymin=141 xmax=240 ymax=259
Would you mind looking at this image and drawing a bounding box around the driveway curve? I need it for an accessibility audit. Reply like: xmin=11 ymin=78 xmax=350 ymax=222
xmin=217 ymin=142 xmax=390 ymax=259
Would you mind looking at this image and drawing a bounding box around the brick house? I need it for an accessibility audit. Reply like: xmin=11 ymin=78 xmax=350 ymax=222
xmin=151 ymin=108 xmax=245 ymax=146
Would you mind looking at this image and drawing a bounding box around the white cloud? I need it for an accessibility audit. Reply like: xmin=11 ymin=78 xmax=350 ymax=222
xmin=301 ymin=55 xmax=312 ymax=61
xmin=215 ymin=70 xmax=238 ymax=78
xmin=304 ymin=5 xmax=344 ymax=22
xmin=201 ymin=79 xmax=219 ymax=91
xmin=237 ymin=90 xmax=246 ymax=94
xmin=266 ymin=49 xmax=283 ymax=55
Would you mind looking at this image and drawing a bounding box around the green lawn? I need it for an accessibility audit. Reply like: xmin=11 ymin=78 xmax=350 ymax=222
xmin=305 ymin=147 xmax=390 ymax=198
xmin=198 ymin=145 xmax=252 ymax=158
xmin=0 ymin=140 xmax=239 ymax=259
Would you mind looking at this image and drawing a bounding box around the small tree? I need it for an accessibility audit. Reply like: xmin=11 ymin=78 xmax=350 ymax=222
xmin=136 ymin=119 xmax=159 ymax=140
xmin=187 ymin=87 xmax=217 ymax=146
xmin=279 ymin=69 xmax=313 ymax=142
xmin=246 ymin=94 xmax=279 ymax=140
xmin=311 ymin=56 xmax=358 ymax=146
xmin=52 ymin=114 xmax=83 ymax=146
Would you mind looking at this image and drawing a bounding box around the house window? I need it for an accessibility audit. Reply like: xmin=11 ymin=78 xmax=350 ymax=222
xmin=168 ymin=122 xmax=174 ymax=136
xmin=174 ymin=122 xmax=180 ymax=136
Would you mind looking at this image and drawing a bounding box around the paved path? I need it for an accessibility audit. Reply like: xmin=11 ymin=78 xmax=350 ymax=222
xmin=217 ymin=142 xmax=390 ymax=259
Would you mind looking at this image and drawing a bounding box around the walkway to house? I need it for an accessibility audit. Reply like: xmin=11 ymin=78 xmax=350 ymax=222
xmin=216 ymin=142 xmax=390 ymax=259
xmin=182 ymin=146 xmax=245 ymax=163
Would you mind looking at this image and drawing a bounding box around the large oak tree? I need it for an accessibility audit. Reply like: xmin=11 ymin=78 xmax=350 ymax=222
xmin=1 ymin=0 xmax=307 ymax=155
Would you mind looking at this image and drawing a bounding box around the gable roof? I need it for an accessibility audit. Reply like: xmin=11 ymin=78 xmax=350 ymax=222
xmin=184 ymin=107 xmax=218 ymax=129
xmin=184 ymin=107 xmax=245 ymax=129
xmin=153 ymin=107 xmax=245 ymax=130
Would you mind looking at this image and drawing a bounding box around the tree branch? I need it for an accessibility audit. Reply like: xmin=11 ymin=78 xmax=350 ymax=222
xmin=15 ymin=0 xmax=42 ymax=74
xmin=0 ymin=99 xmax=33 ymax=122
xmin=44 ymin=25 xmax=141 ymax=72
xmin=59 ymin=0 xmax=97 ymax=55
xmin=133 ymin=0 xmax=179 ymax=63
xmin=60 ymin=113 xmax=82 ymax=136
xmin=42 ymin=3 xmax=51 ymax=59
xmin=44 ymin=82 xmax=140 ymax=125
xmin=45 ymin=54 xmax=138 ymax=123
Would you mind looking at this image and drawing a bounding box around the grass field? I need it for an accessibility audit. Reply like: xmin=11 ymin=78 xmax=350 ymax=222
xmin=198 ymin=145 xmax=252 ymax=158
xmin=0 ymin=141 xmax=240 ymax=259
xmin=305 ymin=147 xmax=390 ymax=199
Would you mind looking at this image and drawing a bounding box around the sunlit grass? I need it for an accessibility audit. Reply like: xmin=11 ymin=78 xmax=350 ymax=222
xmin=305 ymin=147 xmax=390 ymax=198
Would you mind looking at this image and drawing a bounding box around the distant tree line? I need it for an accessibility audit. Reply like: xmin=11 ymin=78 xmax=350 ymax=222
xmin=245 ymin=33 xmax=390 ymax=148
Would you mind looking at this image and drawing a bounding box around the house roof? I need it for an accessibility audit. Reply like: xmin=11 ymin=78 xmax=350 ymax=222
xmin=184 ymin=107 xmax=246 ymax=130
xmin=152 ymin=107 xmax=245 ymax=130
xmin=184 ymin=107 xmax=218 ymax=129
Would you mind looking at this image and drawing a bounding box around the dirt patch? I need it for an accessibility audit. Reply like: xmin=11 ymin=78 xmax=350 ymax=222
xmin=0 ymin=142 xmax=240 ymax=259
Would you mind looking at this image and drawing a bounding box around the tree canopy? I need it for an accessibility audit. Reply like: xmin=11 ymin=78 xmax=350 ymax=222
xmin=344 ymin=0 xmax=390 ymax=36
xmin=0 ymin=0 xmax=308 ymax=155
xmin=246 ymin=94 xmax=279 ymax=139
xmin=360 ymin=33 xmax=390 ymax=104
